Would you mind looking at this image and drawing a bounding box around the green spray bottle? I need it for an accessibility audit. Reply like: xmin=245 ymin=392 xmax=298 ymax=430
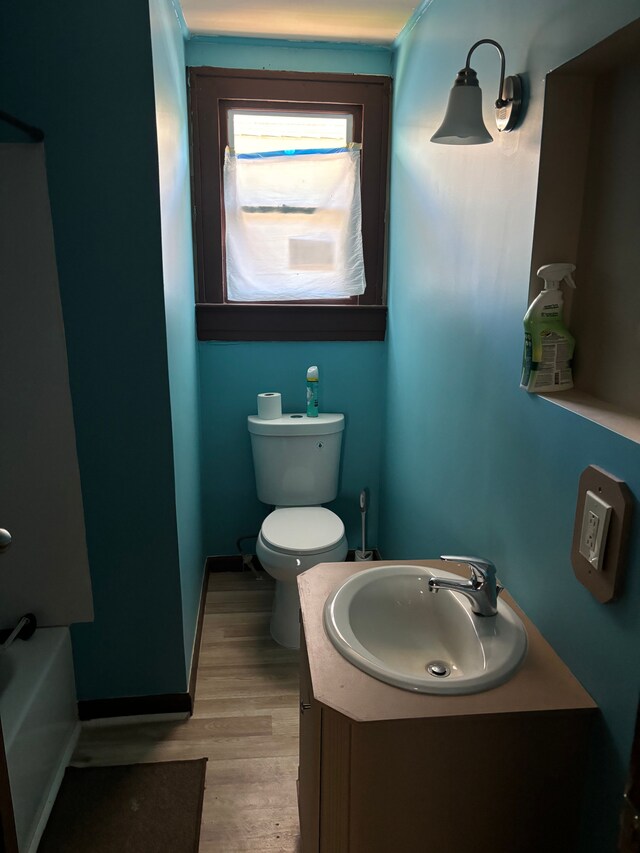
xmin=520 ymin=263 xmax=576 ymax=393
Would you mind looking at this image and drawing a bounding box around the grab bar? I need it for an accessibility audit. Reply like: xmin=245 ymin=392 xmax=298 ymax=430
xmin=0 ymin=110 xmax=44 ymax=142
xmin=0 ymin=613 xmax=37 ymax=652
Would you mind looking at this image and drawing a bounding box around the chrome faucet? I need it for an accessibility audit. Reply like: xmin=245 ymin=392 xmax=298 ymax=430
xmin=428 ymin=556 xmax=503 ymax=617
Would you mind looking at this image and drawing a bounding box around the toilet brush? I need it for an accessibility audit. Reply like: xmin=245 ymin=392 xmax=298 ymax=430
xmin=355 ymin=489 xmax=373 ymax=562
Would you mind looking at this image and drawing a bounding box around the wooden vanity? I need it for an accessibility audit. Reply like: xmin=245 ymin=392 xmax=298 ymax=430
xmin=297 ymin=561 xmax=597 ymax=853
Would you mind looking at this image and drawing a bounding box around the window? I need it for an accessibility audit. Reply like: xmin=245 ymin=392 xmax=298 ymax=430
xmin=228 ymin=110 xmax=352 ymax=153
xmin=188 ymin=68 xmax=391 ymax=341
xmin=224 ymin=111 xmax=365 ymax=302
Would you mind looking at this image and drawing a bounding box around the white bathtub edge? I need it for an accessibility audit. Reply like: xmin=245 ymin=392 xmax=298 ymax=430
xmin=25 ymin=720 xmax=80 ymax=853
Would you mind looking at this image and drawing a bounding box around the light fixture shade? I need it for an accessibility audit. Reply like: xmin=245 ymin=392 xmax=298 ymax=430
xmin=430 ymin=85 xmax=493 ymax=145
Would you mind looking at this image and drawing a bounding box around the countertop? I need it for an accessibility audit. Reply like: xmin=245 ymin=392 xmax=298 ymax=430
xmin=298 ymin=560 xmax=597 ymax=723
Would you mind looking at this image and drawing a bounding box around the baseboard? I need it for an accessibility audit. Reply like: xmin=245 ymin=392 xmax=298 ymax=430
xmin=206 ymin=554 xmax=251 ymax=572
xmin=77 ymin=692 xmax=193 ymax=721
xmin=206 ymin=549 xmax=380 ymax=572
xmin=80 ymin=712 xmax=189 ymax=728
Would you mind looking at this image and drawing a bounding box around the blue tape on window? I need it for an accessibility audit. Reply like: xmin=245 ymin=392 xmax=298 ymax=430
xmin=236 ymin=147 xmax=349 ymax=160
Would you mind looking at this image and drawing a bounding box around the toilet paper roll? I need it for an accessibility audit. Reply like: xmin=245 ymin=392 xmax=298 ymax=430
xmin=257 ymin=392 xmax=282 ymax=420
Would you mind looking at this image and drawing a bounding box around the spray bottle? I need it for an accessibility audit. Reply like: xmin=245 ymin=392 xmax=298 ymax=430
xmin=306 ymin=365 xmax=319 ymax=417
xmin=520 ymin=263 xmax=576 ymax=394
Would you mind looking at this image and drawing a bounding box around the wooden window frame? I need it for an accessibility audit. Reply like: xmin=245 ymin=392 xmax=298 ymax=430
xmin=188 ymin=67 xmax=390 ymax=341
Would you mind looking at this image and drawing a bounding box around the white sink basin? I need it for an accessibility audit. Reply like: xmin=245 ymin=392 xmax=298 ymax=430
xmin=323 ymin=564 xmax=528 ymax=695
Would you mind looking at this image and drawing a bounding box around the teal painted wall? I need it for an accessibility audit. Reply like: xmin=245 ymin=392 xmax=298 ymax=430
xmin=187 ymin=35 xmax=393 ymax=75
xmin=149 ymin=0 xmax=205 ymax=670
xmin=192 ymin=40 xmax=391 ymax=556
xmin=384 ymin=2 xmax=640 ymax=849
xmin=0 ymin=0 xmax=190 ymax=699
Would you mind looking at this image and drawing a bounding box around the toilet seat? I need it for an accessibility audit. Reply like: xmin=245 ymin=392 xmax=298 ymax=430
xmin=261 ymin=507 xmax=345 ymax=555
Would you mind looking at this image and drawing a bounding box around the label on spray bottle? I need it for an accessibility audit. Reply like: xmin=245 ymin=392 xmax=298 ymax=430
xmin=521 ymin=331 xmax=533 ymax=388
xmin=528 ymin=331 xmax=574 ymax=391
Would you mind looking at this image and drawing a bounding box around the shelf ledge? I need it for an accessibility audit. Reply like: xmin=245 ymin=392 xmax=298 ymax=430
xmin=540 ymin=389 xmax=640 ymax=445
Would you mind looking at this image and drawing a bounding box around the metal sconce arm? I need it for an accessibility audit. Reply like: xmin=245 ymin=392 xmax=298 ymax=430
xmin=465 ymin=39 xmax=508 ymax=109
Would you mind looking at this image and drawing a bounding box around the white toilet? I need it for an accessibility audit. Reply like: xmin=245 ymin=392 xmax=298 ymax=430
xmin=248 ymin=413 xmax=348 ymax=648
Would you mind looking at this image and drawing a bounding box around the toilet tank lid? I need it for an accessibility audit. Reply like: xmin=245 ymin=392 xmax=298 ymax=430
xmin=248 ymin=413 xmax=344 ymax=436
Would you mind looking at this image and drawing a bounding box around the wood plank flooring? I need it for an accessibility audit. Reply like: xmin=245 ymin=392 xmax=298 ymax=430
xmin=72 ymin=571 xmax=302 ymax=852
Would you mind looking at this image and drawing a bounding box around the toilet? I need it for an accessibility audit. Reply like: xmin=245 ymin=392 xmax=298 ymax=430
xmin=248 ymin=413 xmax=348 ymax=648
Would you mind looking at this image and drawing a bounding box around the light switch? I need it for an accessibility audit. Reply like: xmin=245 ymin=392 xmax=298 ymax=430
xmin=578 ymin=490 xmax=612 ymax=570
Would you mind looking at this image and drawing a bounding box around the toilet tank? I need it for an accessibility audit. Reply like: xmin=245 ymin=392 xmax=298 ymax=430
xmin=247 ymin=413 xmax=344 ymax=506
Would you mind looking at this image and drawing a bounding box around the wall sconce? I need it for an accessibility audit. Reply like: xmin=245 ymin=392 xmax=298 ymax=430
xmin=431 ymin=39 xmax=523 ymax=144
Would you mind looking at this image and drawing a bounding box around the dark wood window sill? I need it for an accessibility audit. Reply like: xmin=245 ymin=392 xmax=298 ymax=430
xmin=196 ymin=304 xmax=387 ymax=341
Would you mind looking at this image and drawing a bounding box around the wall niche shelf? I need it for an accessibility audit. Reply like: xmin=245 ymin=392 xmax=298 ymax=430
xmin=529 ymin=17 xmax=640 ymax=445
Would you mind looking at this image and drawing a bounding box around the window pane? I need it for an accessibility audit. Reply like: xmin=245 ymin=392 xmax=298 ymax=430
xmin=230 ymin=111 xmax=351 ymax=155
xmin=224 ymin=148 xmax=366 ymax=302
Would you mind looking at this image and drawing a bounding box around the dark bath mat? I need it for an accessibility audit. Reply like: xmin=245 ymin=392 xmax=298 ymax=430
xmin=38 ymin=759 xmax=207 ymax=853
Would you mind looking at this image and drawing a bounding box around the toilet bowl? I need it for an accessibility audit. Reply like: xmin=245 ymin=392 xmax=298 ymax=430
xmin=248 ymin=412 xmax=348 ymax=649
xmin=256 ymin=506 xmax=348 ymax=648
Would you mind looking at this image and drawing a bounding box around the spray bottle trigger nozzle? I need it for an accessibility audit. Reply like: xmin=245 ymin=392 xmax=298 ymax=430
xmin=537 ymin=263 xmax=576 ymax=291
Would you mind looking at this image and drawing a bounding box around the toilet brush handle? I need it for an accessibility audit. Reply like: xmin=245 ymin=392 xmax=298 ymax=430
xmin=359 ymin=489 xmax=368 ymax=553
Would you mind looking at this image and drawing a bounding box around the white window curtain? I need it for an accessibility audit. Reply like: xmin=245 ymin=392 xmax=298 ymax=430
xmin=223 ymin=146 xmax=366 ymax=302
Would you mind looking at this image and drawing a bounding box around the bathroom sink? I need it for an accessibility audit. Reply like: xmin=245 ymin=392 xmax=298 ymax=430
xmin=323 ymin=564 xmax=528 ymax=695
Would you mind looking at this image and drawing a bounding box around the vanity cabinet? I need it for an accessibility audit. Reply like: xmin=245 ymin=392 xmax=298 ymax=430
xmin=297 ymin=561 xmax=597 ymax=853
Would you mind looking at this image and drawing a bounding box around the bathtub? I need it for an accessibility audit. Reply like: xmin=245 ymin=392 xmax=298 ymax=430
xmin=0 ymin=627 xmax=79 ymax=852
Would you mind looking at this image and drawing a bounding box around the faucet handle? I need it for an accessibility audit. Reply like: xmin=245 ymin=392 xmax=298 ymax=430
xmin=440 ymin=555 xmax=497 ymax=587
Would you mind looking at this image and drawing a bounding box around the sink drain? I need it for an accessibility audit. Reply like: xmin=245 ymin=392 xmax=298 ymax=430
xmin=426 ymin=661 xmax=451 ymax=678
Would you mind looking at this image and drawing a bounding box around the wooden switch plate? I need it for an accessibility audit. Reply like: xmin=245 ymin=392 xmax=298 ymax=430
xmin=571 ymin=465 xmax=633 ymax=602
